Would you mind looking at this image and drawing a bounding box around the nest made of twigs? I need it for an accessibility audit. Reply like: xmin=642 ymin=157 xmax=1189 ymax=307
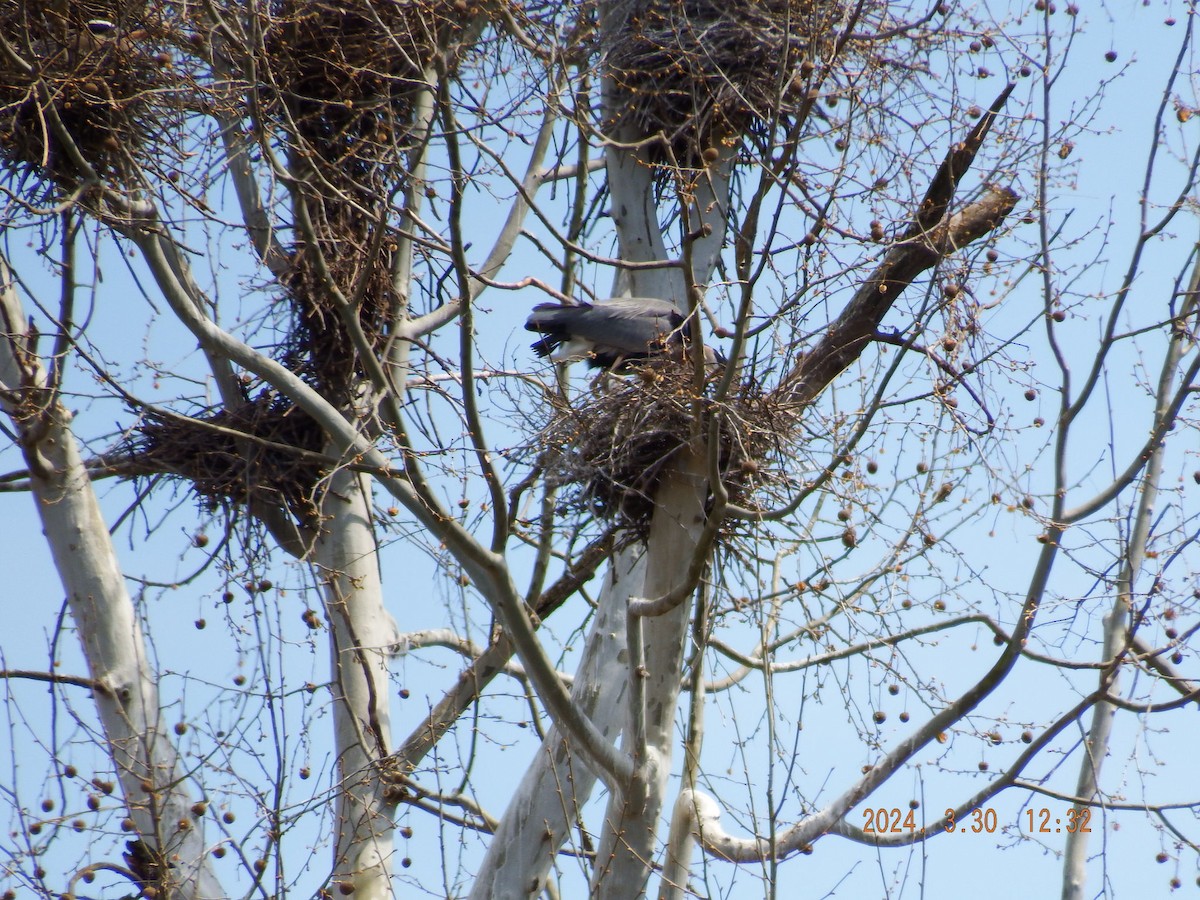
xmin=537 ymin=364 xmax=791 ymax=530
xmin=0 ymin=2 xmax=177 ymax=187
xmin=129 ymin=392 xmax=328 ymax=526
xmin=262 ymin=0 xmax=517 ymax=186
xmin=604 ymin=0 xmax=842 ymax=164
xmin=260 ymin=0 xmax=513 ymax=401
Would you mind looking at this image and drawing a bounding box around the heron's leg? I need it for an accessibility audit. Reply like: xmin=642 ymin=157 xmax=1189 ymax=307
xmin=589 ymin=356 xmax=627 ymax=392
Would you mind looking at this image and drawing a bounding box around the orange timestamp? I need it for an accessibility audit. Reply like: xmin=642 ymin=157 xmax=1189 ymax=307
xmin=862 ymin=806 xmax=1093 ymax=836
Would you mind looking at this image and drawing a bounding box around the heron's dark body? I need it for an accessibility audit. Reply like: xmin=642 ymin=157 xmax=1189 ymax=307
xmin=525 ymin=297 xmax=686 ymax=369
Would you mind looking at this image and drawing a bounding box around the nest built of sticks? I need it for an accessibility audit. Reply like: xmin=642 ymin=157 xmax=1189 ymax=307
xmin=260 ymin=0 xmax=523 ymax=401
xmin=0 ymin=2 xmax=177 ymax=188
xmin=115 ymin=0 xmax=525 ymax=512
xmin=605 ymin=0 xmax=843 ymax=163
xmin=130 ymin=393 xmax=328 ymax=526
xmin=263 ymin=1 xmax=449 ymax=399
xmin=262 ymin=0 xmax=477 ymax=183
xmin=537 ymin=365 xmax=791 ymax=529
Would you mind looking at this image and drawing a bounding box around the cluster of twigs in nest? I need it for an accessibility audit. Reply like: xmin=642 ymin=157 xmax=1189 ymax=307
xmin=277 ymin=222 xmax=397 ymax=404
xmin=262 ymin=0 xmax=470 ymax=186
xmin=605 ymin=0 xmax=842 ymax=164
xmin=538 ymin=365 xmax=789 ymax=530
xmin=129 ymin=393 xmax=328 ymax=526
xmin=261 ymin=0 xmax=511 ymax=400
xmin=0 ymin=3 xmax=176 ymax=188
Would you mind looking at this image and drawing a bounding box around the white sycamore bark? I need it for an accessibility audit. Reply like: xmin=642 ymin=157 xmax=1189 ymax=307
xmin=1061 ymin=254 xmax=1200 ymax=900
xmin=0 ymin=264 xmax=223 ymax=899
xmin=590 ymin=453 xmax=709 ymax=899
xmin=470 ymin=552 xmax=644 ymax=899
xmin=316 ymin=466 xmax=402 ymax=898
xmin=587 ymin=113 xmax=732 ymax=894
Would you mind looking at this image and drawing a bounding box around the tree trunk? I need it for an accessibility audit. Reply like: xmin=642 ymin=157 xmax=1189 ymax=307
xmin=1061 ymin=254 xmax=1200 ymax=900
xmin=590 ymin=451 xmax=708 ymax=898
xmin=316 ymin=466 xmax=401 ymax=898
xmin=0 ymin=271 xmax=224 ymax=899
xmin=470 ymin=551 xmax=644 ymax=899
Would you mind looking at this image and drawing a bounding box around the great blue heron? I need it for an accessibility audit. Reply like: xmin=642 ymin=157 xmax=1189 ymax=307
xmin=525 ymin=297 xmax=719 ymax=369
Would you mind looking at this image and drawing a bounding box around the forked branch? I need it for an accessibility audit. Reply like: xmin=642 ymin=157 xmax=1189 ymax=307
xmin=782 ymin=84 xmax=1018 ymax=408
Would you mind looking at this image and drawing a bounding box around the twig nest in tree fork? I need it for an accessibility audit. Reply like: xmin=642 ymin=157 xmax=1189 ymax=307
xmin=265 ymin=1 xmax=471 ymax=168
xmin=261 ymin=0 xmax=538 ymax=180
xmin=259 ymin=0 xmax=536 ymax=400
xmin=0 ymin=2 xmax=173 ymax=186
xmin=127 ymin=391 xmax=327 ymax=527
xmin=530 ymin=364 xmax=791 ymax=533
xmin=604 ymin=0 xmax=850 ymax=165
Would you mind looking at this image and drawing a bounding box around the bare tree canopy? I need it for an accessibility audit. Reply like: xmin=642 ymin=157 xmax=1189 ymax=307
xmin=1 ymin=1 xmax=1198 ymax=898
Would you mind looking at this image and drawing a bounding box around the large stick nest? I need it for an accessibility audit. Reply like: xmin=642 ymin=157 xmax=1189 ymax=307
xmin=261 ymin=0 xmax=483 ymax=189
xmin=537 ymin=366 xmax=792 ymax=531
xmin=604 ymin=0 xmax=843 ymax=164
xmin=0 ymin=2 xmax=177 ymax=189
xmin=259 ymin=0 xmax=519 ymax=401
xmin=128 ymin=392 xmax=328 ymax=526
